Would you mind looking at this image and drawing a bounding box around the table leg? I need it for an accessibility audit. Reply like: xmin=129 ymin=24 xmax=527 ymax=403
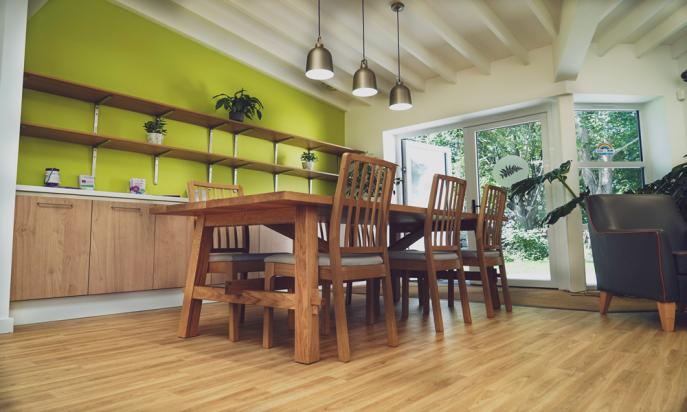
xmin=293 ymin=206 xmax=320 ymax=364
xmin=178 ymin=216 xmax=213 ymax=338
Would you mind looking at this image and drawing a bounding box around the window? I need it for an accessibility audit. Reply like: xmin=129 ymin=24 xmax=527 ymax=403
xmin=575 ymin=108 xmax=645 ymax=286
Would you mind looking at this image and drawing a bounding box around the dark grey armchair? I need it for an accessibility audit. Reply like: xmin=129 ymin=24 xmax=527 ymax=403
xmin=586 ymin=194 xmax=687 ymax=331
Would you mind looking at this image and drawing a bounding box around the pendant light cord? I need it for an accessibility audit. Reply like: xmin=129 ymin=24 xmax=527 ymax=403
xmin=361 ymin=0 xmax=366 ymax=60
xmin=396 ymin=7 xmax=401 ymax=81
xmin=317 ymin=0 xmax=322 ymax=41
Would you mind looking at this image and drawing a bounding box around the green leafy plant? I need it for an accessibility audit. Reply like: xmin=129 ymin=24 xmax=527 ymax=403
xmin=300 ymin=152 xmax=318 ymax=162
xmin=213 ymin=89 xmax=263 ymax=121
xmin=143 ymin=118 xmax=167 ymax=134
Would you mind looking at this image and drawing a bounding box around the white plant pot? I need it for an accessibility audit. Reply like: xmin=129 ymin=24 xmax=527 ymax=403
xmin=302 ymin=161 xmax=314 ymax=170
xmin=146 ymin=132 xmax=164 ymax=145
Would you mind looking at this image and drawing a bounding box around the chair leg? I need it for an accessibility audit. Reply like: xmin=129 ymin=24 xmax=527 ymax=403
xmin=478 ymin=263 xmax=495 ymax=318
xmin=381 ymin=270 xmax=399 ymax=347
xmin=426 ymin=260 xmax=444 ymax=333
xmin=332 ymin=279 xmax=351 ymax=362
xmin=262 ymin=265 xmax=275 ymax=348
xmin=346 ymin=281 xmax=353 ymax=306
xmin=488 ymin=268 xmax=500 ymax=310
xmin=366 ymin=280 xmax=374 ymax=325
xmin=499 ymin=264 xmax=512 ymax=312
xmin=599 ymin=291 xmax=613 ymax=315
xmin=392 ymin=272 xmax=401 ymax=304
xmin=239 ymin=272 xmax=247 ymax=323
xmin=457 ymin=268 xmax=472 ymax=324
xmin=421 ymin=275 xmax=430 ymax=316
xmin=373 ymin=278 xmax=381 ymax=319
xmin=401 ymin=272 xmax=409 ymax=320
xmin=657 ymin=302 xmax=676 ymax=332
xmin=228 ymin=303 xmax=240 ymax=342
xmin=447 ymin=270 xmax=455 ymax=308
xmin=287 ymin=285 xmax=295 ymax=331
xmin=322 ymin=281 xmax=331 ymax=336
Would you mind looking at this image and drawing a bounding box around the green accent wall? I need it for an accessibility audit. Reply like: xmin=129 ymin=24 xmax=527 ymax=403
xmin=19 ymin=0 xmax=344 ymax=196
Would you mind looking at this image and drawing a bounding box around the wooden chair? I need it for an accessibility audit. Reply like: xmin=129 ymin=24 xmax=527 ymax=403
xmin=462 ymin=184 xmax=511 ymax=319
xmin=389 ymin=175 xmax=472 ymax=331
xmin=186 ymin=181 xmax=272 ymax=340
xmin=262 ymin=153 xmax=399 ymax=362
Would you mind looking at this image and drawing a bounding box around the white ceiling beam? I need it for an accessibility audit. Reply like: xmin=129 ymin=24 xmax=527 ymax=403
xmin=110 ymin=0 xmax=352 ymax=110
xmin=171 ymin=0 xmax=371 ymax=106
xmin=635 ymin=4 xmax=687 ymax=57
xmin=554 ymin=0 xmax=614 ymax=81
xmin=527 ymin=0 xmax=557 ymax=40
xmin=364 ymin=2 xmax=457 ymax=83
xmin=672 ymin=35 xmax=687 ymax=59
xmin=225 ymin=0 xmax=393 ymax=96
xmin=467 ymin=0 xmax=529 ymax=64
xmin=28 ymin=0 xmax=48 ymax=18
xmin=595 ymin=0 xmax=669 ymax=56
xmin=411 ymin=0 xmax=490 ymax=75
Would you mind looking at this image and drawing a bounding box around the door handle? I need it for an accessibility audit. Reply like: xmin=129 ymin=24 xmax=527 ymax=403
xmin=37 ymin=202 xmax=73 ymax=209
xmin=111 ymin=206 xmax=142 ymax=212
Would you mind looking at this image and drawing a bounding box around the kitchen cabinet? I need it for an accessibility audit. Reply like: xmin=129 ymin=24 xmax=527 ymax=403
xmin=11 ymin=196 xmax=92 ymax=300
xmin=89 ymin=201 xmax=155 ymax=294
xmin=153 ymin=216 xmax=194 ymax=289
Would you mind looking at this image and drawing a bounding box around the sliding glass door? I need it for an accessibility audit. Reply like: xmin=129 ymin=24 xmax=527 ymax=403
xmin=464 ymin=113 xmax=556 ymax=287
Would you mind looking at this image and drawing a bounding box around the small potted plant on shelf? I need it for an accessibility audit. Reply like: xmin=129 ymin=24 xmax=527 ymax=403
xmin=143 ymin=117 xmax=167 ymax=145
xmin=213 ymin=89 xmax=263 ymax=122
xmin=301 ymin=151 xmax=318 ymax=170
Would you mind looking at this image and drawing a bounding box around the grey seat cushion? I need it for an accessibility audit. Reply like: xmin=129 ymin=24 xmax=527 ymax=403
xmin=389 ymin=250 xmax=459 ymax=261
xmin=460 ymin=249 xmax=501 ymax=259
xmin=264 ymin=253 xmax=383 ymax=266
xmin=209 ymin=252 xmax=275 ymax=263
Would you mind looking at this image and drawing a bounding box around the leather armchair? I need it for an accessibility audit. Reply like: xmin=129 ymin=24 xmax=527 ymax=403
xmin=586 ymin=194 xmax=687 ymax=331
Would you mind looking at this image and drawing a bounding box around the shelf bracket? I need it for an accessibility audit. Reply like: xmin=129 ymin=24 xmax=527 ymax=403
xmin=157 ymin=109 xmax=174 ymax=118
xmin=153 ymin=150 xmax=171 ymax=185
xmin=207 ymin=126 xmax=215 ymax=182
xmin=90 ymin=140 xmax=110 ymax=178
xmin=273 ymin=141 xmax=279 ymax=192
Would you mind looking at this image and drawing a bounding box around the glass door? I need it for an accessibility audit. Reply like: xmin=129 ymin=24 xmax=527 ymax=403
xmin=464 ymin=113 xmax=556 ymax=288
xmin=401 ymin=139 xmax=450 ymax=207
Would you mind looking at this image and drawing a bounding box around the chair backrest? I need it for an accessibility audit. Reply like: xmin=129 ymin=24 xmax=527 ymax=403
xmin=186 ymin=181 xmax=249 ymax=253
xmin=476 ymin=185 xmax=508 ymax=251
xmin=587 ymin=194 xmax=687 ymax=250
xmin=424 ymin=175 xmax=467 ymax=252
xmin=328 ymin=153 xmax=397 ymax=264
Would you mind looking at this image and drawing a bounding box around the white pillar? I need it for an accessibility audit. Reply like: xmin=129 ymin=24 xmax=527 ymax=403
xmin=0 ymin=0 xmax=28 ymax=334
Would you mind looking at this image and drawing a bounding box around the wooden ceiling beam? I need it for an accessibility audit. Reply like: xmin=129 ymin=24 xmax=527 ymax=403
xmin=468 ymin=0 xmax=529 ymax=65
xmin=595 ymin=0 xmax=669 ymax=56
xmin=527 ymin=0 xmax=557 ymax=40
xmin=635 ymin=4 xmax=687 ymax=58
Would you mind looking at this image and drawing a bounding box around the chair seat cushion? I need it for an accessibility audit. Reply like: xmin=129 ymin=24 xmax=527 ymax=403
xmin=209 ymin=252 xmax=275 ymax=263
xmin=264 ymin=253 xmax=383 ymax=266
xmin=460 ymin=249 xmax=501 ymax=259
xmin=389 ymin=250 xmax=459 ymax=261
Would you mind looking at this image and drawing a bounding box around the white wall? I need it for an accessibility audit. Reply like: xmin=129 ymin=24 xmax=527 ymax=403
xmin=0 ymin=0 xmax=28 ymax=334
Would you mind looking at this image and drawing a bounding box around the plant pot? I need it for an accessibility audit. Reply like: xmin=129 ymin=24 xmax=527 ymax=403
xmin=146 ymin=132 xmax=164 ymax=145
xmin=229 ymin=111 xmax=245 ymax=122
xmin=302 ymin=161 xmax=314 ymax=170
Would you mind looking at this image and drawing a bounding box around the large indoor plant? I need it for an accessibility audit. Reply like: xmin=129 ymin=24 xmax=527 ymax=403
xmin=213 ymin=89 xmax=263 ymax=122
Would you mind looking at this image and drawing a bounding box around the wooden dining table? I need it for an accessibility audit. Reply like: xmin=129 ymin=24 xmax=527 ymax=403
xmin=151 ymin=191 xmax=478 ymax=364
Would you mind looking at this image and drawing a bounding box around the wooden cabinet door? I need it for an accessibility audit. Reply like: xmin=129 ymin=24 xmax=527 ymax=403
xmin=89 ymin=201 xmax=155 ymax=294
xmin=153 ymin=216 xmax=193 ymax=289
xmin=11 ymin=196 xmax=92 ymax=300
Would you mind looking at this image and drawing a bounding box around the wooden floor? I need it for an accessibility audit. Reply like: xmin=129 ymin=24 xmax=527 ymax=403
xmin=1 ymin=296 xmax=687 ymax=411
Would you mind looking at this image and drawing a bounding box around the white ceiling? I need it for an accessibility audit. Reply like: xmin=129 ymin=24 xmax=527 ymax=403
xmin=110 ymin=0 xmax=687 ymax=110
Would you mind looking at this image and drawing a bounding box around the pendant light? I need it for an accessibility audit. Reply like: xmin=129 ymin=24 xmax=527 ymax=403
xmin=305 ymin=0 xmax=334 ymax=80
xmin=352 ymin=0 xmax=378 ymax=97
xmin=389 ymin=2 xmax=412 ymax=111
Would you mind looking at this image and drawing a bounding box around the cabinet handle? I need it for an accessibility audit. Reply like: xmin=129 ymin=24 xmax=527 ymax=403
xmin=111 ymin=206 xmax=142 ymax=212
xmin=37 ymin=202 xmax=73 ymax=209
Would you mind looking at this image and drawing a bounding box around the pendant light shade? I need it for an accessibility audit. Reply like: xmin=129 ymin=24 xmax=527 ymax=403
xmin=389 ymin=79 xmax=412 ymax=110
xmin=306 ymin=0 xmax=334 ymax=80
xmin=389 ymin=2 xmax=412 ymax=111
xmin=352 ymin=0 xmax=378 ymax=97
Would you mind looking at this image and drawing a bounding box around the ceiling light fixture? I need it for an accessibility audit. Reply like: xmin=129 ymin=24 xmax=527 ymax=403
xmin=352 ymin=0 xmax=378 ymax=97
xmin=305 ymin=0 xmax=334 ymax=80
xmin=389 ymin=2 xmax=412 ymax=111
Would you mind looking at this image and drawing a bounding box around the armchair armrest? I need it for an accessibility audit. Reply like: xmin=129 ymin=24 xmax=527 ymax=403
xmin=590 ymin=228 xmax=680 ymax=301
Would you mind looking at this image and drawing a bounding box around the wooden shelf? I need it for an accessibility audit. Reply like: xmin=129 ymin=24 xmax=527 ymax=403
xmin=20 ymin=122 xmax=340 ymax=181
xmin=23 ymin=71 xmax=360 ymax=156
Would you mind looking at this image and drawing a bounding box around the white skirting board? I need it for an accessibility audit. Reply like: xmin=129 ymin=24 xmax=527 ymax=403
xmin=10 ymin=289 xmax=185 ymax=326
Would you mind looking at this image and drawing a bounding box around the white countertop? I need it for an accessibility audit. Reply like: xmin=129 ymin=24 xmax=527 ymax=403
xmin=16 ymin=185 xmax=188 ymax=203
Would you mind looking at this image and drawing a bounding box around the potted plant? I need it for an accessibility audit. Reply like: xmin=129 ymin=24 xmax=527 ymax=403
xmin=213 ymin=89 xmax=264 ymax=122
xmin=143 ymin=117 xmax=167 ymax=145
xmin=301 ymin=151 xmax=318 ymax=170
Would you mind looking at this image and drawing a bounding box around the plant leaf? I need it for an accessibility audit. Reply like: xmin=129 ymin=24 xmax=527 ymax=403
xmin=542 ymin=188 xmax=589 ymax=225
